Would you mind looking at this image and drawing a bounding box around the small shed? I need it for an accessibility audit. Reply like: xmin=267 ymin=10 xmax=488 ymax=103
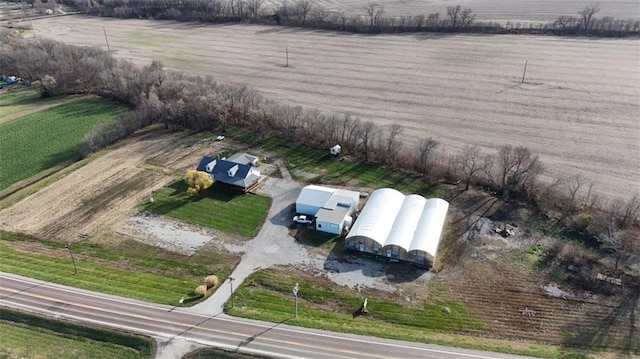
xmin=330 ymin=144 xmax=341 ymax=156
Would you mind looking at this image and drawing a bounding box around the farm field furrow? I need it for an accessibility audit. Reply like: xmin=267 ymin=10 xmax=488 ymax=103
xmin=32 ymin=16 xmax=640 ymax=199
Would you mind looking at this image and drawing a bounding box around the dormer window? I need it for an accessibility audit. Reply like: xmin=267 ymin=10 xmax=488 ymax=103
xmin=227 ymin=164 xmax=239 ymax=177
xmin=205 ymin=160 xmax=217 ymax=173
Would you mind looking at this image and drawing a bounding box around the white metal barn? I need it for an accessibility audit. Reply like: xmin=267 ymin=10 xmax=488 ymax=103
xmin=345 ymin=188 xmax=449 ymax=266
xmin=295 ymin=185 xmax=360 ymax=235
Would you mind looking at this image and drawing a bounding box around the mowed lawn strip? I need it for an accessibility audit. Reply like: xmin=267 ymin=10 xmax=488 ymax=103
xmin=141 ymin=181 xmax=271 ymax=237
xmin=0 ymin=97 xmax=127 ymax=190
xmin=0 ymin=232 xmax=239 ymax=305
xmin=228 ymin=268 xmax=579 ymax=359
xmin=227 ymin=127 xmax=444 ymax=197
xmin=0 ymin=308 xmax=153 ymax=359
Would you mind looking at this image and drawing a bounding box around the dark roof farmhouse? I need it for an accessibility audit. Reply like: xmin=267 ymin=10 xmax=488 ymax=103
xmin=196 ymin=155 xmax=260 ymax=192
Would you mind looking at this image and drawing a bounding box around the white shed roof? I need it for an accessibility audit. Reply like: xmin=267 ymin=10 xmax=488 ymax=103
xmin=346 ymin=188 xmax=449 ymax=259
xmin=296 ymin=185 xmax=336 ymax=209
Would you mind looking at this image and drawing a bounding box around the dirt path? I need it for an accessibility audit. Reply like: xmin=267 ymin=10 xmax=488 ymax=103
xmin=31 ymin=17 xmax=640 ymax=200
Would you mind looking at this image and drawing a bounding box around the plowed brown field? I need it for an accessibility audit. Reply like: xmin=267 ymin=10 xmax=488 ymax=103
xmin=31 ymin=16 xmax=640 ymax=200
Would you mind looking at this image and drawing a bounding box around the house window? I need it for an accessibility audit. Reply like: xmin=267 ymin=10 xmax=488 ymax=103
xmin=318 ymin=224 xmax=322 ymax=228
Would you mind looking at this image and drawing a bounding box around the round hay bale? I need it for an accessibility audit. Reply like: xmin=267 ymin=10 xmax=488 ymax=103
xmin=204 ymin=275 xmax=219 ymax=288
xmin=194 ymin=285 xmax=207 ymax=297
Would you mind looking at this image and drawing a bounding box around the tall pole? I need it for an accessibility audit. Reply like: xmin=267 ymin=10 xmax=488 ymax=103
xmin=229 ymin=277 xmax=235 ymax=308
xmin=521 ymin=60 xmax=528 ymax=84
xmin=292 ymin=283 xmax=299 ymax=317
xmin=103 ymin=27 xmax=111 ymax=52
xmin=66 ymin=243 xmax=77 ymax=275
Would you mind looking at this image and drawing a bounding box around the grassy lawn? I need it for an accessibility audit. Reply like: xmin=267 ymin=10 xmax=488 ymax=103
xmin=226 ymin=127 xmax=446 ymax=197
xmin=0 ymin=308 xmax=153 ymax=359
xmin=141 ymin=181 xmax=271 ymax=237
xmin=0 ymin=231 xmax=239 ymax=306
xmin=0 ymin=96 xmax=127 ymax=190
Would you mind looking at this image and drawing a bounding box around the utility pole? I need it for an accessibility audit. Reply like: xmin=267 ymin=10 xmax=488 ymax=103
xmin=103 ymin=27 xmax=111 ymax=52
xmin=521 ymin=60 xmax=528 ymax=84
xmin=292 ymin=282 xmax=299 ymax=317
xmin=285 ymin=47 xmax=289 ymax=67
xmin=229 ymin=277 xmax=235 ymax=308
xmin=65 ymin=243 xmax=77 ymax=275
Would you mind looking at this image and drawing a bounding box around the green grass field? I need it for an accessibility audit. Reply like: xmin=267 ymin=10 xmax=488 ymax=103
xmin=227 ymin=127 xmax=446 ymax=197
xmin=0 ymin=308 xmax=153 ymax=359
xmin=0 ymin=231 xmax=239 ymax=306
xmin=141 ymin=181 xmax=271 ymax=237
xmin=0 ymin=96 xmax=126 ymax=190
xmin=0 ymin=87 xmax=82 ymax=124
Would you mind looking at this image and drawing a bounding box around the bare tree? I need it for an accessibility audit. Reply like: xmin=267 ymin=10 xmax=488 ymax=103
xmin=417 ymin=137 xmax=439 ymax=175
xmin=385 ymin=123 xmax=403 ymax=166
xmin=317 ymin=114 xmax=340 ymax=145
xmin=339 ymin=115 xmax=362 ymax=151
xmin=294 ymin=0 xmax=313 ymax=23
xmin=492 ymin=145 xmax=542 ymax=199
xmin=591 ymin=209 xmax=624 ymax=271
xmin=312 ymin=7 xmax=328 ymax=26
xmin=365 ymin=3 xmax=384 ymax=28
xmin=563 ymin=174 xmax=589 ymax=216
xmin=554 ymin=16 xmax=578 ymax=30
xmin=447 ymin=5 xmax=461 ymax=28
xmin=578 ymin=3 xmax=601 ymax=31
xmin=359 ymin=121 xmax=380 ymax=162
xmin=457 ymin=145 xmax=484 ymax=191
xmin=245 ymin=0 xmax=263 ymax=18
xmin=459 ymin=7 xmax=475 ymax=28
xmin=619 ymin=194 xmax=640 ymax=228
xmin=447 ymin=5 xmax=475 ymax=29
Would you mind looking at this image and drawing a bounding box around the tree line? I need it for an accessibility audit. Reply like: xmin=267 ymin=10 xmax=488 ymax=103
xmin=54 ymin=0 xmax=640 ymax=37
xmin=1 ymin=32 xmax=638 ymax=261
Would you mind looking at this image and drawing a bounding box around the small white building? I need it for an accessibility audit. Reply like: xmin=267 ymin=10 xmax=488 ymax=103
xmin=295 ymin=185 xmax=360 ymax=235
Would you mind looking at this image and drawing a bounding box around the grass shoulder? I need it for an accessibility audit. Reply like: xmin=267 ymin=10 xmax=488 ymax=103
xmin=0 ymin=231 xmax=239 ymax=306
xmin=0 ymin=307 xmax=154 ymax=359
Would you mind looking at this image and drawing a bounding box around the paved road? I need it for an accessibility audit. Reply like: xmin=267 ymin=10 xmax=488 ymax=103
xmin=0 ymin=272 xmax=537 ymax=359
